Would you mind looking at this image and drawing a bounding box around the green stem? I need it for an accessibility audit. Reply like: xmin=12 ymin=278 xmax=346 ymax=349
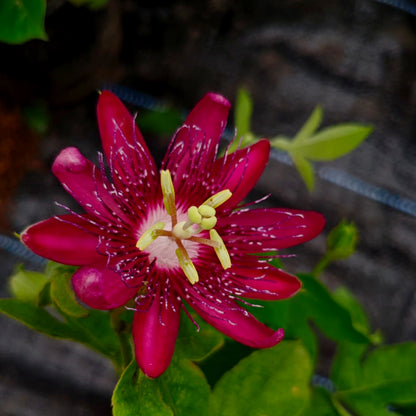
xmin=312 ymin=255 xmax=332 ymax=277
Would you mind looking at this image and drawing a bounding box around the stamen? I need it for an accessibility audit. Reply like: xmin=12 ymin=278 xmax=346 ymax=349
xmin=200 ymin=216 xmax=217 ymax=230
xmin=210 ymin=229 xmax=231 ymax=269
xmin=175 ymin=245 xmax=199 ymax=284
xmin=202 ymin=189 xmax=232 ymax=208
xmin=198 ymin=205 xmax=215 ymax=217
xmin=160 ymin=170 xmax=177 ymax=223
xmin=187 ymin=206 xmax=202 ymax=224
xmin=136 ymin=222 xmax=165 ymax=250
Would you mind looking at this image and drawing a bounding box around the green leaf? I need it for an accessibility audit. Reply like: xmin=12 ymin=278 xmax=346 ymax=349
xmin=0 ymin=298 xmax=77 ymax=339
xmin=335 ymin=380 xmax=416 ymax=416
xmin=175 ymin=310 xmax=224 ymax=361
xmin=9 ymin=266 xmax=49 ymax=303
xmin=293 ymin=106 xmax=323 ymax=143
xmin=333 ymin=342 xmax=416 ymax=415
xmin=235 ymin=88 xmax=253 ymax=138
xmin=112 ymin=361 xmax=172 ymax=416
xmin=212 ymin=341 xmax=311 ymax=416
xmin=112 ymin=357 xmax=211 ymax=416
xmin=359 ymin=343 xmax=416 ymax=387
xmin=0 ymin=0 xmax=47 ymax=44
xmin=332 ymin=286 xmax=371 ymax=337
xmin=50 ymin=269 xmax=88 ymax=318
xmin=60 ymin=308 xmax=122 ymax=362
xmin=298 ymin=387 xmax=339 ymax=416
xmin=290 ymin=124 xmax=373 ymax=161
xmin=292 ymin=154 xmax=315 ymax=191
xmin=249 ymin=273 xmax=369 ymax=360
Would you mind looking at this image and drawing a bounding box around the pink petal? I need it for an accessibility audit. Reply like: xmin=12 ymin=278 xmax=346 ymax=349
xmin=175 ymin=284 xmax=284 ymax=348
xmin=162 ymin=93 xmax=231 ymax=187
xmin=72 ymin=262 xmax=138 ymax=310
xmin=21 ymin=214 xmax=101 ymax=266
xmin=133 ymin=289 xmax=181 ymax=378
xmin=97 ymin=91 xmax=155 ymax=170
xmin=229 ymin=266 xmax=301 ymax=300
xmin=215 ymin=139 xmax=270 ymax=209
xmin=52 ymin=147 xmax=130 ymax=223
xmin=219 ymin=208 xmax=325 ymax=250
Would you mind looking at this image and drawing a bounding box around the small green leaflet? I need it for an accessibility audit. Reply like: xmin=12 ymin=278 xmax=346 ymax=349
xmin=271 ymin=106 xmax=372 ymax=190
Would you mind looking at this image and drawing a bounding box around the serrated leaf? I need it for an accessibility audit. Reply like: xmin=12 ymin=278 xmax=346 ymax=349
xmin=0 ymin=0 xmax=47 ymax=44
xmin=176 ymin=310 xmax=224 ymax=361
xmin=235 ymin=88 xmax=252 ymax=138
xmin=290 ymin=124 xmax=373 ymax=161
xmin=9 ymin=267 xmax=49 ymax=303
xmin=51 ymin=269 xmax=88 ymax=318
xmin=293 ymin=106 xmax=323 ymax=143
xmin=212 ymin=341 xmax=311 ymax=416
xmin=292 ymin=154 xmax=315 ymax=191
xmin=112 ymin=357 xmax=211 ymax=416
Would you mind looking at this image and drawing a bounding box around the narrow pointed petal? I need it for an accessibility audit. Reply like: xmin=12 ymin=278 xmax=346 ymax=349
xmin=215 ymin=139 xmax=270 ymax=209
xmin=72 ymin=263 xmax=138 ymax=310
xmin=219 ymin=208 xmax=325 ymax=250
xmin=21 ymin=214 xmax=101 ymax=266
xmin=97 ymin=90 xmax=155 ymax=171
xmin=185 ymin=289 xmax=284 ymax=348
xmin=133 ymin=289 xmax=181 ymax=378
xmin=52 ymin=147 xmax=130 ymax=222
xmin=162 ymin=93 xmax=231 ymax=186
xmin=229 ymin=266 xmax=301 ymax=300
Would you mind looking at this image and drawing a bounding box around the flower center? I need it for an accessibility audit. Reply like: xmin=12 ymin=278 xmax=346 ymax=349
xmin=136 ymin=169 xmax=232 ymax=284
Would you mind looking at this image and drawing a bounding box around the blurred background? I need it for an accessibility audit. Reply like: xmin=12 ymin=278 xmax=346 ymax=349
xmin=1 ymin=0 xmax=416 ymax=414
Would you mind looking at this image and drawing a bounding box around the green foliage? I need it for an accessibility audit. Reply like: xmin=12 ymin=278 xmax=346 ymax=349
xmin=249 ymin=272 xmax=370 ymax=360
xmin=0 ymin=0 xmax=47 ymax=44
xmin=69 ymin=0 xmax=109 ymax=9
xmin=9 ymin=266 xmax=48 ymax=302
xmin=112 ymin=357 xmax=211 ymax=416
xmin=271 ymin=107 xmax=373 ymax=190
xmin=23 ymin=103 xmax=50 ymax=135
xmin=229 ymin=89 xmax=372 ymax=191
xmin=212 ymin=341 xmax=312 ymax=416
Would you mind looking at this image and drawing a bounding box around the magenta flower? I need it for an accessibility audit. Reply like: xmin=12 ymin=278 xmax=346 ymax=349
xmin=22 ymin=91 xmax=324 ymax=377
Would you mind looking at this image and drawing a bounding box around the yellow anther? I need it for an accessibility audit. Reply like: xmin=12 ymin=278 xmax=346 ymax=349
xmin=200 ymin=216 xmax=217 ymax=230
xmin=136 ymin=222 xmax=165 ymax=250
xmin=209 ymin=229 xmax=231 ymax=270
xmin=198 ymin=205 xmax=216 ymax=218
xmin=160 ymin=170 xmax=176 ymax=216
xmin=176 ymin=247 xmax=199 ymax=284
xmin=203 ymin=189 xmax=232 ymax=208
xmin=187 ymin=206 xmax=202 ymax=224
